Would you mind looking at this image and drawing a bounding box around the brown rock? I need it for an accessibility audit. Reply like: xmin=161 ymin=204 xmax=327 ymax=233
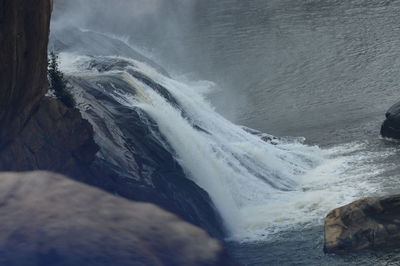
xmin=324 ymin=195 xmax=400 ymax=254
xmin=0 ymin=0 xmax=99 ymax=178
xmin=0 ymin=171 xmax=239 ymax=266
xmin=0 ymin=0 xmax=53 ymax=143
xmin=0 ymin=97 xmax=99 ymax=178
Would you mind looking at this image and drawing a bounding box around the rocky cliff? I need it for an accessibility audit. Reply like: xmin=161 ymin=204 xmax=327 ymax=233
xmin=0 ymin=0 xmax=98 ymax=177
xmin=0 ymin=0 xmax=225 ymax=241
xmin=0 ymin=0 xmax=52 ymax=143
xmin=0 ymin=97 xmax=98 ymax=177
xmin=0 ymin=0 xmax=225 ymax=244
xmin=0 ymin=2 xmax=237 ymax=264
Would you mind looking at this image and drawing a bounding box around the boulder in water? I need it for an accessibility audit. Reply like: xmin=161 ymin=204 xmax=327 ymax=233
xmin=324 ymin=195 xmax=400 ymax=254
xmin=381 ymin=101 xmax=400 ymax=139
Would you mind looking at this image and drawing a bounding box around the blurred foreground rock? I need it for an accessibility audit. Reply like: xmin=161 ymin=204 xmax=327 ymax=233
xmin=0 ymin=171 xmax=239 ymax=266
xmin=324 ymin=195 xmax=400 ymax=254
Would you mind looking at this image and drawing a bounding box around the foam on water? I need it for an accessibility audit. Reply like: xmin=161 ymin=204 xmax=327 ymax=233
xmin=61 ymin=53 xmax=394 ymax=242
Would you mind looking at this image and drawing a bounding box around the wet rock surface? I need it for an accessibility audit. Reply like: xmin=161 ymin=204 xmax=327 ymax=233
xmin=69 ymin=65 xmax=225 ymax=238
xmin=0 ymin=171 xmax=239 ymax=266
xmin=324 ymin=195 xmax=400 ymax=254
xmin=381 ymin=101 xmax=400 ymax=139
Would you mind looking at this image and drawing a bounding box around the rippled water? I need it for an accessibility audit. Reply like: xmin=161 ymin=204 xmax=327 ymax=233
xmin=54 ymin=0 xmax=400 ymax=264
xmin=179 ymin=0 xmax=400 ymax=265
xmin=180 ymin=0 xmax=400 ymax=144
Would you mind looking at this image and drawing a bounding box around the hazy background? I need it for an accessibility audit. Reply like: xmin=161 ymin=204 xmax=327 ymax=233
xmin=52 ymin=0 xmax=400 ymax=144
xmin=51 ymin=2 xmax=400 ymax=265
xmin=52 ymin=0 xmax=284 ymax=122
xmin=52 ymin=0 xmax=200 ymax=71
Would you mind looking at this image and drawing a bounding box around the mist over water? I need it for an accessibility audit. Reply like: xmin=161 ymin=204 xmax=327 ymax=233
xmin=52 ymin=0 xmax=198 ymax=70
xmin=53 ymin=0 xmax=400 ymax=128
xmin=60 ymin=53 xmax=392 ymax=244
xmin=52 ymin=1 xmax=400 ymax=265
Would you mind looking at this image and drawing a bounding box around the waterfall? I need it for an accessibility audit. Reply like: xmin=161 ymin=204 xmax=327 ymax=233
xmin=58 ymin=52 xmax=386 ymax=242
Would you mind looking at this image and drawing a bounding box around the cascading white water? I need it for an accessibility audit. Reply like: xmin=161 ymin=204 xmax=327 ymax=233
xmin=61 ymin=53 xmax=393 ymax=242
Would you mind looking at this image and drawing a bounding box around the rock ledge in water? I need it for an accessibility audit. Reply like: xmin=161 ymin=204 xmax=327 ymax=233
xmin=324 ymin=195 xmax=400 ymax=254
xmin=381 ymin=101 xmax=400 ymax=139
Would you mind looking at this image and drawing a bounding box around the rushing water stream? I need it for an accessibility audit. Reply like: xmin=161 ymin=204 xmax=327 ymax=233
xmin=191 ymin=0 xmax=400 ymax=265
xmin=53 ymin=0 xmax=400 ymax=265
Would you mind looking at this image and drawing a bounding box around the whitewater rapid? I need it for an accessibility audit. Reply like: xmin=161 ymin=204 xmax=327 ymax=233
xmin=60 ymin=53 xmax=395 ymax=242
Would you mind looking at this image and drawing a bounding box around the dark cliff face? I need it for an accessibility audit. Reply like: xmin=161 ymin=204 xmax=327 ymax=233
xmin=0 ymin=0 xmax=53 ymax=144
xmin=0 ymin=0 xmax=99 ymax=177
xmin=0 ymin=97 xmax=98 ymax=177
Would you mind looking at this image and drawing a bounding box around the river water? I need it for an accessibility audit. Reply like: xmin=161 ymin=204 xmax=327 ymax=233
xmin=53 ymin=0 xmax=400 ymax=265
xmin=180 ymin=0 xmax=400 ymax=265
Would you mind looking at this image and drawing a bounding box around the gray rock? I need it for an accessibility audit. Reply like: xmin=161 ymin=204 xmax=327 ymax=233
xmin=381 ymin=101 xmax=400 ymax=139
